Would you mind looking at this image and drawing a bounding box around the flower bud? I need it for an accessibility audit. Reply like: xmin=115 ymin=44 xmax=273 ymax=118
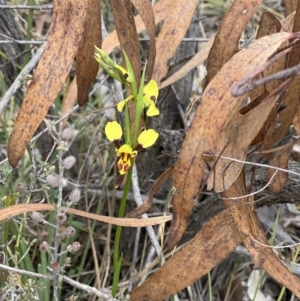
xmin=62 ymin=156 xmax=76 ymax=170
xmin=40 ymin=241 xmax=50 ymax=252
xmin=69 ymin=188 xmax=81 ymax=203
xmin=70 ymin=242 xmax=81 ymax=252
xmin=29 ymin=211 xmax=44 ymax=224
xmin=56 ymin=212 xmax=67 ymax=224
xmin=61 ymin=127 xmax=76 ymax=141
xmin=46 ymin=174 xmax=60 ymax=187
xmin=62 ymin=226 xmax=76 ymax=238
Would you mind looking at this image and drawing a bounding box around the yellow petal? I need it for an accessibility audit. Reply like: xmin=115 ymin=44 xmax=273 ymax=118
xmin=117 ymin=144 xmax=137 ymax=156
xmin=138 ymin=129 xmax=159 ymax=148
xmin=143 ymin=79 xmax=158 ymax=107
xmin=117 ymin=95 xmax=134 ymax=112
xmin=146 ymin=101 xmax=160 ymax=117
xmin=116 ymin=65 xmax=133 ymax=83
xmin=105 ymin=121 xmax=123 ymax=141
xmin=117 ymin=100 xmax=126 ymax=112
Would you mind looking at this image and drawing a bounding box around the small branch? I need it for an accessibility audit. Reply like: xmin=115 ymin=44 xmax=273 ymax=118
xmin=0 ymin=43 xmax=45 ymax=114
xmin=0 ymin=264 xmax=119 ymax=300
xmin=0 ymin=40 xmax=45 ymax=44
xmin=131 ymin=164 xmax=164 ymax=262
xmin=52 ymin=123 xmax=65 ymax=301
xmin=62 ymin=275 xmax=118 ymax=301
xmin=231 ymin=44 xmax=297 ymax=97
xmin=0 ymin=4 xmax=53 ymax=9
xmin=232 ymin=65 xmax=300 ymax=97
xmin=0 ymin=263 xmax=52 ymax=279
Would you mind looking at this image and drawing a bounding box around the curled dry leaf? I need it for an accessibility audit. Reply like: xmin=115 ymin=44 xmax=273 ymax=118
xmin=257 ymin=12 xmax=281 ymax=39
xmin=159 ymin=35 xmax=215 ymax=89
xmin=76 ymin=0 xmax=102 ymax=106
xmin=152 ymin=0 xmax=199 ymax=84
xmin=8 ymin=0 xmax=89 ymax=168
xmin=129 ymin=210 xmax=242 ymax=301
xmin=221 ymin=172 xmax=300 ymax=297
xmin=256 ymin=12 xmax=286 ymax=95
xmin=205 ymin=0 xmax=262 ymax=85
xmin=263 ymin=76 xmax=300 ymax=151
xmin=207 ymin=94 xmax=280 ymax=193
xmin=169 ymin=32 xmax=292 ymax=249
xmin=293 ymin=108 xmax=300 ymax=134
xmin=284 ymin=0 xmax=298 ymax=17
xmin=0 ymin=203 xmax=171 ymax=227
xmin=263 ymin=11 xmax=300 ymax=151
xmin=266 ymin=146 xmax=291 ymax=193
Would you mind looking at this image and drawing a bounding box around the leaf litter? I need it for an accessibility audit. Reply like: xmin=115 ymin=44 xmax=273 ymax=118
xmin=5 ymin=0 xmax=300 ymax=300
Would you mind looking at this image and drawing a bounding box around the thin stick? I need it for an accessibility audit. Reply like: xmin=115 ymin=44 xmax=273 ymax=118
xmin=0 ymin=4 xmax=53 ymax=9
xmin=0 ymin=44 xmax=45 ymax=114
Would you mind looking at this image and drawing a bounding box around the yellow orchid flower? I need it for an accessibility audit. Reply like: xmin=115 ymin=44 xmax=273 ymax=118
xmin=116 ymin=65 xmax=133 ymax=83
xmin=116 ymin=79 xmax=160 ymax=116
xmin=104 ymin=121 xmax=159 ymax=175
xmin=143 ymin=80 xmax=159 ymax=117
xmin=116 ymin=145 xmax=137 ymax=175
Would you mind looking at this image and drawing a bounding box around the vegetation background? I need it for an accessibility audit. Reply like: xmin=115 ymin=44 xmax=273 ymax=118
xmin=1 ymin=0 xmax=300 ymax=300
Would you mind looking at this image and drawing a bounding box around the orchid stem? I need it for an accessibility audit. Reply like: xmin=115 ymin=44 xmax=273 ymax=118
xmin=112 ymin=167 xmax=133 ymax=296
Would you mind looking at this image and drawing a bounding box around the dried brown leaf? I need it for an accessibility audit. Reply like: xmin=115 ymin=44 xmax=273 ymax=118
xmin=248 ymin=12 xmax=293 ymax=102
xmin=263 ymin=77 xmax=300 ymax=150
xmin=207 ymin=94 xmax=280 ymax=192
xmin=256 ymin=12 xmax=281 ymax=39
xmin=0 ymin=203 xmax=171 ymax=227
xmin=169 ymin=32 xmax=292 ymax=249
xmin=266 ymin=146 xmax=291 ymax=193
xmin=282 ymin=11 xmax=296 ymax=29
xmin=76 ymin=0 xmax=101 ymax=106
xmin=262 ymin=11 xmax=300 ymax=148
xmin=283 ymin=0 xmax=298 ymax=17
xmin=8 ymin=0 xmax=88 ymax=168
xmin=129 ymin=210 xmax=242 ymax=301
xmin=293 ymin=106 xmax=300 ymax=134
xmin=131 ymin=0 xmax=156 ymax=80
xmin=256 ymin=12 xmax=286 ymax=94
xmin=102 ymin=0 xmax=173 ymax=54
xmin=130 ymin=169 xmax=300 ymax=300
xmin=205 ymin=0 xmax=261 ymax=85
xmin=289 ymin=0 xmax=300 ymax=34
xmin=152 ymin=0 xmax=199 ymax=84
xmin=159 ymin=35 xmax=215 ymax=89
xmin=222 ymin=172 xmax=300 ymax=296
xmin=110 ymin=0 xmax=140 ymax=82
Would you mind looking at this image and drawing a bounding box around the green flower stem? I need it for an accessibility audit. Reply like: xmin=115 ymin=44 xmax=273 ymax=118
xmin=112 ymin=166 xmax=133 ymax=296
